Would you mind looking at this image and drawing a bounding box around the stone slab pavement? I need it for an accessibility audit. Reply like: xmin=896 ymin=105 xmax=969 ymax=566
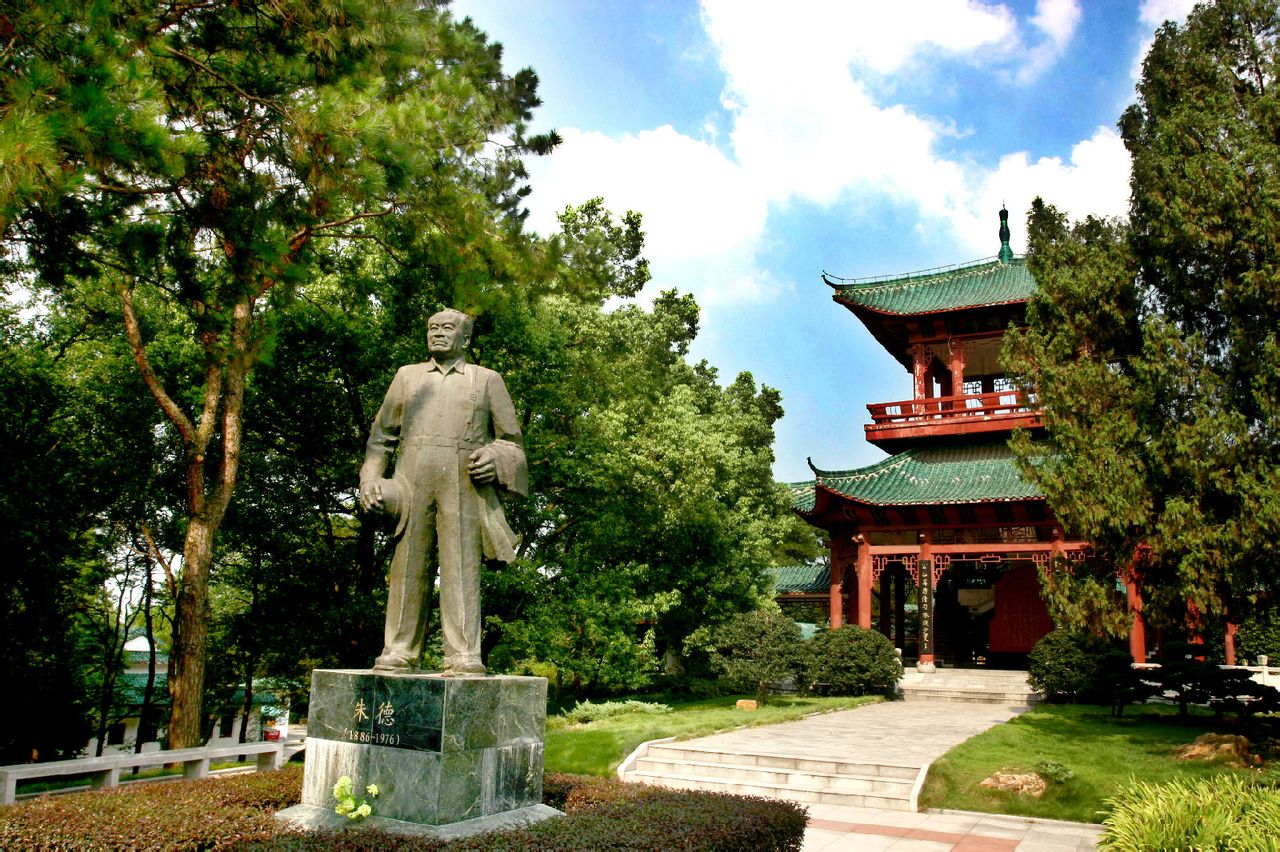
xmin=667 ymin=701 xmax=1104 ymax=851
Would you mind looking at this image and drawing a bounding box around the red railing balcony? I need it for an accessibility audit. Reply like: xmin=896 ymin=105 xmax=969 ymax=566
xmin=865 ymin=390 xmax=1043 ymax=446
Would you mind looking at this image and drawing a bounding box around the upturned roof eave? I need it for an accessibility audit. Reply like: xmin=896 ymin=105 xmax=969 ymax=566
xmin=810 ymin=478 xmax=1046 ymax=508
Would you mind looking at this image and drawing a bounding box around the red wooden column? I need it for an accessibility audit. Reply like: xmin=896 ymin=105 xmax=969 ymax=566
xmin=828 ymin=555 xmax=844 ymax=631
xmin=855 ymin=535 xmax=873 ymax=629
xmin=948 ymin=339 xmax=967 ymax=399
xmin=1127 ymin=579 xmax=1147 ymax=664
xmin=1124 ymin=542 xmax=1150 ymax=664
xmin=1225 ymin=621 xmax=1238 ymax=666
xmin=911 ymin=344 xmax=929 ymax=400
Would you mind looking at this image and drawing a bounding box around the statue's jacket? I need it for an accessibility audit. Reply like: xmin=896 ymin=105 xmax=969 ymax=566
xmin=360 ymin=357 xmax=527 ymax=562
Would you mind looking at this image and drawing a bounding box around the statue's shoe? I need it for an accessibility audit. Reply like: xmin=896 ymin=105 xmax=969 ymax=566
xmin=441 ymin=658 xmax=487 ymax=677
xmin=372 ymin=652 xmax=415 ymax=671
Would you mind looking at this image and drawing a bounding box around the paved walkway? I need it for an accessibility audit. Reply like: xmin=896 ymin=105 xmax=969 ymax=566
xmin=668 ymin=701 xmax=1103 ymax=851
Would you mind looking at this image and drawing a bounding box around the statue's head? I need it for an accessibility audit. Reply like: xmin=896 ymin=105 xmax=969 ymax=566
xmin=426 ymin=309 xmax=473 ymax=360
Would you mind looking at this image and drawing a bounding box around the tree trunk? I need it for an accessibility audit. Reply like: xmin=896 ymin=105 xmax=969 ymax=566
xmin=136 ymin=558 xmax=157 ymax=757
xmin=167 ymin=518 xmax=215 ymax=748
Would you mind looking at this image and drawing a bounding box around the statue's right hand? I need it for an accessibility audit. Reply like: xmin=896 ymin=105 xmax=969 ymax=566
xmin=359 ymin=481 xmax=383 ymax=513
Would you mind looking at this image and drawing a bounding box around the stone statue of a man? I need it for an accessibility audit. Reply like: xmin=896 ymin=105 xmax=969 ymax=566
xmin=359 ymin=309 xmax=527 ymax=675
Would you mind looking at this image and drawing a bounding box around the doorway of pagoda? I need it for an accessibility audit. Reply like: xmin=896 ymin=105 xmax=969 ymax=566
xmin=871 ymin=558 xmax=919 ymax=660
xmin=934 ymin=557 xmax=1054 ymax=669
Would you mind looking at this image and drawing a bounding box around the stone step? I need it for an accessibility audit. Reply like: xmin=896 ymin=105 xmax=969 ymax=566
xmin=633 ymin=757 xmax=916 ymax=796
xmin=901 ymin=689 xmax=1040 ymax=705
xmin=625 ymin=769 xmax=916 ymax=811
xmin=897 ymin=669 xmax=1042 ymax=705
xmin=642 ymin=744 xmax=920 ymax=780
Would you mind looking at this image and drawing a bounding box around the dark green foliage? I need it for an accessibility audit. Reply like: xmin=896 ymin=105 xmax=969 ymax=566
xmin=0 ymin=766 xmax=807 ymax=851
xmin=1003 ymin=0 xmax=1280 ymax=636
xmin=1237 ymin=608 xmax=1280 ymax=662
xmin=804 ymin=626 xmax=903 ymax=697
xmin=1029 ymin=630 xmax=1129 ymax=703
xmin=1129 ymin=649 xmax=1280 ymax=721
xmin=707 ymin=610 xmax=807 ymax=705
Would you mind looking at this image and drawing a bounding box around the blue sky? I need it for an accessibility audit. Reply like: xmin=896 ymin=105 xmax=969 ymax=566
xmin=452 ymin=0 xmax=1197 ymax=482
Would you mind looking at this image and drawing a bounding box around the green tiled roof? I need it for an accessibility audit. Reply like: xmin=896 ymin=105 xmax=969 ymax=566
xmin=119 ymin=672 xmax=169 ymax=706
xmin=827 ymin=256 xmax=1035 ymax=316
xmin=794 ymin=444 xmax=1043 ymax=509
xmin=771 ymin=564 xmax=831 ymax=594
xmin=785 ymin=480 xmax=816 ymax=513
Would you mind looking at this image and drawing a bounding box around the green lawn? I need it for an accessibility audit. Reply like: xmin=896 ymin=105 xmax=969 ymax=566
xmin=920 ymin=703 xmax=1279 ymax=824
xmin=544 ymin=694 xmax=880 ymax=776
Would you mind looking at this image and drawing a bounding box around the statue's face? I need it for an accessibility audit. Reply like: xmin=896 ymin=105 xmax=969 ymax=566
xmin=427 ymin=312 xmax=469 ymax=359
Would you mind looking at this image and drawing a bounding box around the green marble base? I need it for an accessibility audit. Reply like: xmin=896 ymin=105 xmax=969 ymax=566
xmin=279 ymin=670 xmax=550 ymax=830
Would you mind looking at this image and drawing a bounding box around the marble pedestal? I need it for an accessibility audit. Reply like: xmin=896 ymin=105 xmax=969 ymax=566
xmin=277 ymin=670 xmax=558 ymax=838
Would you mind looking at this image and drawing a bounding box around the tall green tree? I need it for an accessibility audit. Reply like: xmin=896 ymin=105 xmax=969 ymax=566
xmin=1004 ymin=0 xmax=1280 ymax=635
xmin=1 ymin=0 xmax=554 ymax=746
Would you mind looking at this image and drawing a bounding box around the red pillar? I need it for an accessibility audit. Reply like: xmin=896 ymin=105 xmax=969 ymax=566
xmin=1127 ymin=579 xmax=1146 ymax=664
xmin=1225 ymin=621 xmax=1238 ymax=666
xmin=828 ymin=559 xmax=843 ymax=631
xmin=948 ymin=339 xmax=966 ymax=399
xmin=911 ymin=343 xmax=929 ymax=403
xmin=855 ymin=536 xmax=873 ymax=629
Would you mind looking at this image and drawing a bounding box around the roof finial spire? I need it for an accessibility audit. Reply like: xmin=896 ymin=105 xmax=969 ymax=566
xmin=998 ymin=205 xmax=1013 ymax=264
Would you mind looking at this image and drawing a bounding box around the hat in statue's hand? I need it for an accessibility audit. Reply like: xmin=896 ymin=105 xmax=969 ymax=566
xmin=374 ymin=475 xmax=410 ymax=537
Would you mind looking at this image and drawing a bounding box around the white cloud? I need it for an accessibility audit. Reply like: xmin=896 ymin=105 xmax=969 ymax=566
xmin=952 ymin=126 xmax=1132 ymax=256
xmin=522 ymin=126 xmax=776 ymax=305
xmin=518 ymin=1 xmax=1136 ymax=308
xmin=701 ymin=0 xmax=1016 ymax=77
xmin=1139 ymin=0 xmax=1199 ymax=28
xmin=1017 ymin=0 xmax=1083 ymax=84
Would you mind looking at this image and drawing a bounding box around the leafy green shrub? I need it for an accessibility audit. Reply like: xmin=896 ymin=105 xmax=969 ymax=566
xmin=1033 ymin=760 xmax=1074 ymax=784
xmin=804 ymin=626 xmax=902 ymax=697
xmin=1029 ymin=629 xmax=1129 ymax=703
xmin=559 ymin=698 xmax=672 ymax=725
xmin=708 ymin=609 xmax=807 ymax=705
xmin=1101 ymin=774 xmax=1280 ymax=851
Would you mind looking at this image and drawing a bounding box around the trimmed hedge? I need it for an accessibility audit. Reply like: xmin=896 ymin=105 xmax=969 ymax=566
xmin=0 ymin=764 xmax=304 ymax=850
xmin=0 ymin=767 xmax=807 ymax=851
xmin=1028 ymin=629 xmax=1130 ymax=703
xmin=805 ymin=626 xmax=902 ymax=697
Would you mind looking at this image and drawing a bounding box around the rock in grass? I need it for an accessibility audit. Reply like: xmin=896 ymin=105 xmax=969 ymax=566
xmin=980 ymin=770 xmax=1046 ymax=797
xmin=1172 ymin=733 xmax=1252 ymax=767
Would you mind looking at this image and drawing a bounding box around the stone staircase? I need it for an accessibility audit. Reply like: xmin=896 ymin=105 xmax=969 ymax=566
xmin=620 ymin=740 xmax=925 ymax=811
xmin=899 ymin=667 xmax=1041 ymax=705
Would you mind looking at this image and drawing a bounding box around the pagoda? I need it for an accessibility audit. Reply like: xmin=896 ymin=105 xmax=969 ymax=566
xmin=789 ymin=209 xmax=1147 ymax=670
